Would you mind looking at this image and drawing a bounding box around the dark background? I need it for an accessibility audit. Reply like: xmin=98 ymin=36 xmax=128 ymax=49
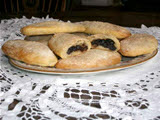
xmin=0 ymin=0 xmax=160 ymax=27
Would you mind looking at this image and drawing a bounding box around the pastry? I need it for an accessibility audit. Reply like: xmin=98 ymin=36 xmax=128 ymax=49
xmin=2 ymin=40 xmax=58 ymax=66
xmin=87 ymin=34 xmax=120 ymax=51
xmin=25 ymin=35 xmax=53 ymax=45
xmin=72 ymin=32 xmax=90 ymax=38
xmin=56 ymin=49 xmax=121 ymax=69
xmin=48 ymin=33 xmax=91 ymax=58
xmin=80 ymin=21 xmax=131 ymax=39
xmin=21 ymin=21 xmax=85 ymax=36
xmin=119 ymin=34 xmax=158 ymax=57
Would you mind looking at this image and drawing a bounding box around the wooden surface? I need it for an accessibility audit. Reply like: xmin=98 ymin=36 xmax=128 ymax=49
xmin=58 ymin=6 xmax=160 ymax=27
xmin=1 ymin=5 xmax=160 ymax=28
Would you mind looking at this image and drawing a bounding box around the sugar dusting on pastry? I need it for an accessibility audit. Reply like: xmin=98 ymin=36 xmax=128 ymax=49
xmin=119 ymin=34 xmax=158 ymax=57
xmin=56 ymin=49 xmax=121 ymax=69
xmin=2 ymin=40 xmax=58 ymax=66
xmin=81 ymin=21 xmax=131 ymax=39
xmin=21 ymin=21 xmax=86 ymax=36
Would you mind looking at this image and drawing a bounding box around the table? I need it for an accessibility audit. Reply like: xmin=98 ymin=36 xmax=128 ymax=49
xmin=0 ymin=17 xmax=160 ymax=120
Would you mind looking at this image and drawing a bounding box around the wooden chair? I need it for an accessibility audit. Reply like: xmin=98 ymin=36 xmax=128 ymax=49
xmin=0 ymin=0 xmax=72 ymax=14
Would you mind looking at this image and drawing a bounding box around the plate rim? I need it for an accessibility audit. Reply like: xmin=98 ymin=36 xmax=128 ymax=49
xmin=9 ymin=49 xmax=158 ymax=74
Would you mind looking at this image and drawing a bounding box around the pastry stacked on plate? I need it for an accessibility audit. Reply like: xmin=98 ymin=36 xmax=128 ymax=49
xmin=2 ymin=21 xmax=158 ymax=69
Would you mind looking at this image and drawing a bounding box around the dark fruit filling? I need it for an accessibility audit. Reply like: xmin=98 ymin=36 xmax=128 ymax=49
xmin=91 ymin=39 xmax=116 ymax=51
xmin=67 ymin=44 xmax=88 ymax=54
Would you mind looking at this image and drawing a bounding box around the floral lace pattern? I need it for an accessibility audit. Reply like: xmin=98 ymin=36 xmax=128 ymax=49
xmin=0 ymin=17 xmax=160 ymax=120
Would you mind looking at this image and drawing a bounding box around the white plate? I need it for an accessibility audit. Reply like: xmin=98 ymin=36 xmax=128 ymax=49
xmin=9 ymin=50 xmax=158 ymax=75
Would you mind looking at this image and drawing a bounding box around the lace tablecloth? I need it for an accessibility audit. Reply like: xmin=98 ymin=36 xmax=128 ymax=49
xmin=0 ymin=16 xmax=160 ymax=120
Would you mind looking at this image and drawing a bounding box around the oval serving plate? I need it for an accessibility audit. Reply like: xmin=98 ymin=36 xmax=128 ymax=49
xmin=9 ymin=50 xmax=158 ymax=75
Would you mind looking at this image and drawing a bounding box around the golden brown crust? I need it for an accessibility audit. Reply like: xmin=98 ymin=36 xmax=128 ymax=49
xmin=80 ymin=21 xmax=131 ymax=39
xmin=48 ymin=33 xmax=91 ymax=58
xmin=72 ymin=32 xmax=90 ymax=38
xmin=56 ymin=49 xmax=121 ymax=69
xmin=119 ymin=34 xmax=158 ymax=57
xmin=24 ymin=35 xmax=53 ymax=45
xmin=2 ymin=40 xmax=58 ymax=66
xmin=21 ymin=21 xmax=86 ymax=36
xmin=87 ymin=34 xmax=120 ymax=51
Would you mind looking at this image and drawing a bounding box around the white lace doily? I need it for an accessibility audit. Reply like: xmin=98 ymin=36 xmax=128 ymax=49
xmin=0 ymin=16 xmax=160 ymax=120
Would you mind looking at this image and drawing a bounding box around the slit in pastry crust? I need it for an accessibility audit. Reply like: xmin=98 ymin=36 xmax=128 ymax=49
xmin=91 ymin=39 xmax=116 ymax=51
xmin=87 ymin=34 xmax=120 ymax=51
xmin=48 ymin=33 xmax=91 ymax=58
xmin=67 ymin=44 xmax=88 ymax=54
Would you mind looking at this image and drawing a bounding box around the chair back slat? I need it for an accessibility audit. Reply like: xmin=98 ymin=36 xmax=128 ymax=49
xmin=55 ymin=0 xmax=60 ymax=12
xmin=4 ymin=0 xmax=7 ymax=13
xmin=10 ymin=0 xmax=14 ymax=12
xmin=48 ymin=0 xmax=52 ymax=13
xmin=42 ymin=0 xmax=45 ymax=12
xmin=16 ymin=0 xmax=19 ymax=13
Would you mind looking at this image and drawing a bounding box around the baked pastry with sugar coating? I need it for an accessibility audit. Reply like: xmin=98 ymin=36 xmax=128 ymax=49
xmin=48 ymin=33 xmax=91 ymax=58
xmin=87 ymin=34 xmax=120 ymax=51
xmin=80 ymin=21 xmax=131 ymax=39
xmin=25 ymin=35 xmax=53 ymax=45
xmin=119 ymin=34 xmax=158 ymax=57
xmin=56 ymin=49 xmax=121 ymax=69
xmin=72 ymin=32 xmax=89 ymax=38
xmin=21 ymin=21 xmax=85 ymax=36
xmin=2 ymin=40 xmax=58 ymax=66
